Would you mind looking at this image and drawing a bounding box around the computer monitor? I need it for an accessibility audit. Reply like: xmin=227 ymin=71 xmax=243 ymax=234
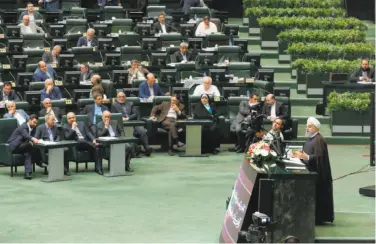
xmin=111 ymin=19 xmax=133 ymax=33
xmin=160 ymin=69 xmax=178 ymax=83
xmin=98 ymin=38 xmax=114 ymax=51
xmin=198 ymin=53 xmax=215 ymax=66
xmin=150 ymin=53 xmax=167 ymax=67
xmin=142 ymin=38 xmax=159 ymax=51
xmin=135 ymin=23 xmax=152 ymax=37
xmin=73 ymin=89 xmax=91 ymax=101
xmin=209 ymin=69 xmax=226 ymax=83
xmin=171 ymin=11 xmax=185 ymax=23
xmin=222 ymin=87 xmax=240 ymax=99
xmin=52 ymin=38 xmax=68 ymax=51
xmin=2 ymin=11 xmax=18 ymax=25
xmin=105 ymin=53 xmax=121 ymax=66
xmin=6 ymin=26 xmax=21 ymax=38
xmin=234 ymin=39 xmax=248 ymax=53
xmin=49 ymin=25 xmax=65 ymax=37
xmin=244 ymin=53 xmax=261 ymax=69
xmin=24 ymin=91 xmax=41 ymax=106
xmin=180 ymin=23 xmax=195 ymax=37
xmin=59 ymin=54 xmax=74 ymax=68
xmin=188 ymin=38 xmax=203 ymax=52
xmin=12 ymin=55 xmax=28 ymax=69
xmin=93 ymin=24 xmax=110 ymax=37
xmin=8 ymin=39 xmax=23 ymax=53
xmin=16 ymin=72 xmax=33 ymax=86
xmin=63 ymin=71 xmax=81 ymax=86
xmin=223 ymin=24 xmax=239 ymax=37
xmin=112 ymin=70 xmax=128 ymax=84
xmin=123 ymin=88 xmax=139 ymax=97
xmin=129 ymin=12 xmax=144 ymax=24
xmin=256 ymin=69 xmax=274 ymax=82
xmin=330 ymin=73 xmax=349 ymax=84
xmin=86 ymin=9 xmax=101 ymax=23
xmin=45 ymin=11 xmax=63 ymax=24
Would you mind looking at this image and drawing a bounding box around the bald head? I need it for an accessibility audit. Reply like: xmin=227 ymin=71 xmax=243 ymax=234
xmin=39 ymin=61 xmax=47 ymax=72
xmin=66 ymin=112 xmax=76 ymax=125
xmin=146 ymin=73 xmax=155 ymax=87
xmin=23 ymin=15 xmax=30 ymax=25
xmin=91 ymin=74 xmax=101 ymax=86
xmin=265 ymin=94 xmax=275 ymax=105
xmin=102 ymin=110 xmax=111 ymax=121
xmin=203 ymin=76 xmax=212 ymax=90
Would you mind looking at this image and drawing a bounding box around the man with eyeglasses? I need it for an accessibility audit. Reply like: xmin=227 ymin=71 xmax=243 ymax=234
xmin=193 ymin=76 xmax=220 ymax=97
xmin=97 ymin=111 xmax=134 ymax=172
xmin=39 ymin=98 xmax=61 ymax=123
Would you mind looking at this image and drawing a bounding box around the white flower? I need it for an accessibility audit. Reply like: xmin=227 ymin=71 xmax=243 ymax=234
xmin=270 ymin=151 xmax=277 ymax=157
xmin=261 ymin=150 xmax=268 ymax=157
xmin=254 ymin=149 xmax=261 ymax=156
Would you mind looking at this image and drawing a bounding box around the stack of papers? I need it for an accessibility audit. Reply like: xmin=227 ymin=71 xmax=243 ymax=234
xmin=98 ymin=137 xmax=117 ymax=140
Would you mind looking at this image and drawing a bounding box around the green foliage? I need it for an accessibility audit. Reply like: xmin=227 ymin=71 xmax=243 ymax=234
xmin=258 ymin=16 xmax=367 ymax=30
xmin=277 ymin=29 xmax=366 ymax=44
xmin=291 ymin=59 xmax=375 ymax=73
xmin=243 ymin=0 xmax=342 ymax=8
xmin=245 ymin=7 xmax=345 ymax=18
xmin=328 ymin=91 xmax=371 ymax=111
xmin=287 ymin=42 xmax=374 ymax=60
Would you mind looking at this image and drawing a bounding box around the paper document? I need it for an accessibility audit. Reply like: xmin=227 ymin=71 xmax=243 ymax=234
xmin=98 ymin=137 xmax=117 ymax=140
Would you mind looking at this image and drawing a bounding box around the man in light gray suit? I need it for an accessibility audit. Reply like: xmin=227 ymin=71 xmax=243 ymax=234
xmin=18 ymin=15 xmax=44 ymax=34
xmin=4 ymin=101 xmax=29 ymax=126
xmin=230 ymin=93 xmax=260 ymax=153
xmin=42 ymin=45 xmax=61 ymax=64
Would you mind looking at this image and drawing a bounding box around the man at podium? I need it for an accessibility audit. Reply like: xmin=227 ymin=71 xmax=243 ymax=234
xmin=293 ymin=117 xmax=334 ymax=225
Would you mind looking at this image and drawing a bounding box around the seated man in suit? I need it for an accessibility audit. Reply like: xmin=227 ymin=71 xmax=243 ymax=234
xmin=33 ymin=61 xmax=57 ymax=82
xmin=153 ymin=13 xmax=171 ymax=34
xmin=80 ymin=63 xmax=94 ymax=82
xmin=150 ymin=94 xmax=186 ymax=155
xmin=18 ymin=15 xmax=44 ymax=34
xmin=7 ymin=114 xmax=40 ymax=180
xmin=262 ymin=94 xmax=287 ymax=121
xmin=139 ymin=73 xmax=169 ymax=99
xmin=127 ymin=60 xmax=150 ymax=84
xmin=39 ymin=98 xmax=62 ymax=123
xmin=81 ymin=93 xmax=109 ymax=134
xmin=18 ymin=2 xmax=43 ymax=23
xmin=195 ymin=16 xmax=218 ymax=37
xmin=174 ymin=42 xmax=193 ymax=63
xmin=4 ymin=101 xmax=29 ymax=126
xmin=64 ymin=112 xmax=102 ymax=175
xmin=97 ymin=111 xmax=134 ymax=172
xmin=230 ymin=93 xmax=260 ymax=153
xmin=77 ymin=28 xmax=98 ymax=47
xmin=193 ymin=76 xmax=220 ymax=97
xmin=263 ymin=118 xmax=284 ymax=142
xmin=111 ymin=91 xmax=152 ymax=156
xmin=0 ymin=81 xmax=21 ymax=103
xmin=40 ymin=79 xmax=62 ymax=101
xmin=42 ymin=45 xmax=61 ymax=64
xmin=98 ymin=0 xmax=120 ymax=7
xmin=349 ymin=59 xmax=375 ymax=83
xmin=35 ymin=113 xmax=71 ymax=175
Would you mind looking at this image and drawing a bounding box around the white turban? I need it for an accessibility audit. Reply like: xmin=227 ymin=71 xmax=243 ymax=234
xmin=307 ymin=117 xmax=321 ymax=129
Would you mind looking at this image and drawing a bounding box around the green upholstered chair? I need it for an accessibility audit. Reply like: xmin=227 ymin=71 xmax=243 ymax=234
xmin=120 ymin=46 xmax=142 ymax=63
xmin=146 ymin=6 xmax=166 ymax=17
xmin=206 ymin=34 xmax=229 ymax=47
xmin=111 ymin=19 xmax=133 ymax=33
xmin=189 ymin=7 xmax=210 ymax=19
xmin=26 ymin=64 xmax=39 ymax=73
xmin=29 ymin=82 xmax=45 ymax=91
xmin=225 ymin=96 xmax=248 ymax=141
xmin=77 ymin=98 xmax=94 ymax=113
xmin=118 ymin=32 xmax=141 ymax=47
xmin=70 ymin=7 xmax=87 ymax=19
xmin=217 ymin=46 xmax=241 ymax=63
xmin=159 ymin=33 xmax=183 ymax=47
xmin=228 ymin=62 xmax=252 ymax=79
xmin=23 ymin=49 xmax=45 ymax=64
xmin=104 ymin=6 xmax=125 ymax=20
xmin=0 ymin=118 xmax=28 ymax=176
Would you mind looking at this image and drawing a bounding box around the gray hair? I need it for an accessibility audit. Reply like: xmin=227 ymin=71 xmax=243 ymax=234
xmin=180 ymin=42 xmax=188 ymax=48
xmin=6 ymin=101 xmax=15 ymax=109
xmin=45 ymin=113 xmax=55 ymax=121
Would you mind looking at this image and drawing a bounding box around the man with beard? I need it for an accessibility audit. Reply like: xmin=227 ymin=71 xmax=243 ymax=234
xmin=293 ymin=117 xmax=334 ymax=225
xmin=350 ymin=59 xmax=375 ymax=83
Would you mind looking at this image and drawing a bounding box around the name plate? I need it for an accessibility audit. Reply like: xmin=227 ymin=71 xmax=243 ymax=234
xmin=2 ymin=64 xmax=10 ymax=69
xmin=65 ymin=99 xmax=72 ymax=105
xmin=11 ymin=82 xmax=16 ymax=87
xmin=94 ymin=62 xmax=103 ymax=67
xmin=103 ymin=99 xmax=111 ymax=104
xmin=54 ymin=80 xmax=63 ymax=86
xmin=44 ymin=47 xmax=51 ymax=52
xmin=83 ymin=33 xmax=87 ymax=36
xmin=0 ymin=48 xmax=6 ymax=53
xmin=51 ymin=63 xmax=57 ymax=68
xmin=0 ymin=34 xmax=4 ymax=39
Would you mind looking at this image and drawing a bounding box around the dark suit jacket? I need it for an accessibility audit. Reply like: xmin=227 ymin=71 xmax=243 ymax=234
xmin=80 ymin=70 xmax=94 ymax=81
xmin=35 ymin=123 xmax=60 ymax=141
xmin=39 ymin=107 xmax=62 ymax=122
xmin=137 ymin=0 xmax=148 ymax=12
xmin=261 ymin=101 xmax=287 ymax=119
xmin=42 ymin=52 xmax=60 ymax=64
xmin=77 ymin=37 xmax=98 ymax=47
xmin=7 ymin=122 xmax=36 ymax=151
xmin=349 ymin=67 xmax=375 ymax=83
xmin=139 ymin=81 xmax=164 ymax=98
xmin=174 ymin=50 xmax=193 ymax=62
xmin=111 ymin=101 xmax=138 ymax=120
xmin=152 ymin=22 xmax=171 ymax=34
xmin=33 ymin=67 xmax=57 ymax=82
xmin=40 ymin=87 xmax=62 ymax=101
xmin=63 ymin=121 xmax=95 ymax=142
xmin=235 ymin=101 xmax=255 ymax=124
xmin=81 ymin=104 xmax=109 ymax=126
xmin=0 ymin=90 xmax=20 ymax=102
xmin=180 ymin=0 xmax=199 ymax=15
xmin=150 ymin=101 xmax=186 ymax=123
xmin=97 ymin=120 xmax=125 ymax=137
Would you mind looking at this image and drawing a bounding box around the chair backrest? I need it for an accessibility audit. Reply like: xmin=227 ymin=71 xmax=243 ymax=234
xmin=188 ymin=95 xmax=202 ymax=118
xmin=26 ymin=63 xmax=38 ymax=73
xmin=104 ymin=6 xmax=125 ymax=20
xmin=159 ymin=33 xmax=183 ymax=47
xmin=15 ymin=101 xmax=30 ymax=111
xmin=189 ymin=7 xmax=210 ymax=19
xmin=275 ymin=96 xmax=291 ymax=118
xmin=206 ymin=34 xmax=229 ymax=47
xmin=217 ymin=46 xmax=241 ymax=63
xmin=118 ymin=33 xmax=141 ymax=46
xmin=147 ymin=6 xmax=166 ymax=17
xmin=29 ymin=82 xmax=45 ymax=91
xmin=77 ymin=98 xmax=94 ymax=112
xmin=228 ymin=62 xmax=252 ymax=78
xmin=227 ymin=96 xmax=248 ymax=120
xmin=154 ymin=96 xmax=171 ymax=105
xmin=101 ymin=79 xmax=112 ymax=98
xmin=126 ymin=97 xmax=141 ymax=119
xmin=120 ymin=46 xmax=142 ymax=62
xmin=0 ymin=118 xmax=18 ymax=143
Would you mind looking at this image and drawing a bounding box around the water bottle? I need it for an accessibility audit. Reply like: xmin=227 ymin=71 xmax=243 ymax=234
xmin=195 ymin=14 xmax=197 ymax=20
xmin=203 ymin=72 xmax=207 ymax=77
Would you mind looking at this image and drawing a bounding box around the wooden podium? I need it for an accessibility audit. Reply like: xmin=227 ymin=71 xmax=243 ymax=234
xmin=219 ymin=158 xmax=317 ymax=243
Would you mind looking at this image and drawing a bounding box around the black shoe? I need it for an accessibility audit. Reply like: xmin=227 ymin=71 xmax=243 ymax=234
xmin=95 ymin=169 xmax=103 ymax=175
xmin=125 ymin=166 xmax=134 ymax=172
xmin=24 ymin=172 xmax=32 ymax=180
xmin=36 ymin=163 xmax=47 ymax=168
xmin=168 ymin=150 xmax=175 ymax=156
xmin=145 ymin=148 xmax=152 ymax=156
xmin=64 ymin=170 xmax=71 ymax=176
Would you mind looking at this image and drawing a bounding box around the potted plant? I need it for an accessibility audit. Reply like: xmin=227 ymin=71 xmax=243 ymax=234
xmin=328 ymin=92 xmax=372 ymax=136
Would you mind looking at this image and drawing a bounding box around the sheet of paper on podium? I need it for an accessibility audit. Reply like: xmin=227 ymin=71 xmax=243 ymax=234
xmin=98 ymin=137 xmax=117 ymax=140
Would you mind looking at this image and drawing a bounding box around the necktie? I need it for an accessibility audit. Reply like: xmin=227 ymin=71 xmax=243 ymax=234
xmin=52 ymin=54 xmax=57 ymax=63
xmin=108 ymin=125 xmax=115 ymax=137
xmin=47 ymin=128 xmax=54 ymax=141
xmin=74 ymin=127 xmax=84 ymax=139
xmin=46 ymin=71 xmax=52 ymax=79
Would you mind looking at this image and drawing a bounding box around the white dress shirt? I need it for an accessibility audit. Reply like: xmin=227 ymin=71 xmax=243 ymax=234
xmin=160 ymin=23 xmax=167 ymax=34
xmin=263 ymin=130 xmax=284 ymax=141
xmin=193 ymin=84 xmax=220 ymax=97
xmin=14 ymin=112 xmax=26 ymax=126
xmin=195 ymin=22 xmax=218 ymax=36
xmin=270 ymin=103 xmax=276 ymax=117
xmin=148 ymin=86 xmax=155 ymax=96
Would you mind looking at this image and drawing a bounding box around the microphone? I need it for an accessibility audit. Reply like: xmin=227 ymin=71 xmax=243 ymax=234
xmin=99 ymin=51 xmax=104 ymax=63
xmin=63 ymin=87 xmax=73 ymax=99
xmin=16 ymin=91 xmax=24 ymax=101
xmin=166 ymin=24 xmax=179 ymax=33
xmin=9 ymin=71 xmax=16 ymax=83
xmin=6 ymin=55 xmax=12 ymax=66
xmin=43 ymin=37 xmax=51 ymax=48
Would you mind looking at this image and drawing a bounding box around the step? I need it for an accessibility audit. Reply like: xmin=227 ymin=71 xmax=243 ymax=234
xmin=248 ymin=28 xmax=260 ymax=37
xmin=296 ymin=136 xmax=370 ymax=145
xmin=291 ymin=69 xmax=297 ymax=78
xmin=239 ymin=25 xmax=248 ymax=33
xmin=243 ymin=17 xmax=248 ymax=26
xmin=260 ymin=49 xmax=278 ymax=59
xmin=279 ymin=54 xmax=291 ymax=64
xmin=261 ymin=64 xmax=291 ymax=73
xmin=248 ymin=36 xmax=261 ymax=45
xmin=290 ymin=98 xmax=320 ymax=106
xmin=274 ymin=80 xmax=296 ymax=89
xmin=261 ymin=41 xmax=278 ymax=50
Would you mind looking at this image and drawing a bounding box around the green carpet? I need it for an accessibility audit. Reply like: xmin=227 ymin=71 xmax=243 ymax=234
xmin=0 ymin=145 xmax=374 ymax=242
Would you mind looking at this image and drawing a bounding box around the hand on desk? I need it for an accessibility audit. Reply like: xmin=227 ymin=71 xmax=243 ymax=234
xmin=292 ymin=151 xmax=309 ymax=160
xmin=122 ymin=117 xmax=129 ymax=121
xmin=149 ymin=116 xmax=157 ymax=121
xmin=92 ymin=140 xmax=99 ymax=146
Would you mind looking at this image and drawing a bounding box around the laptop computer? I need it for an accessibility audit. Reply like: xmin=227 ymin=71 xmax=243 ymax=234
xmin=330 ymin=73 xmax=348 ymax=84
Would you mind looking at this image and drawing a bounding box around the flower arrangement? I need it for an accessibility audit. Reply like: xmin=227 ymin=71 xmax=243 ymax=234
xmin=246 ymin=141 xmax=277 ymax=167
